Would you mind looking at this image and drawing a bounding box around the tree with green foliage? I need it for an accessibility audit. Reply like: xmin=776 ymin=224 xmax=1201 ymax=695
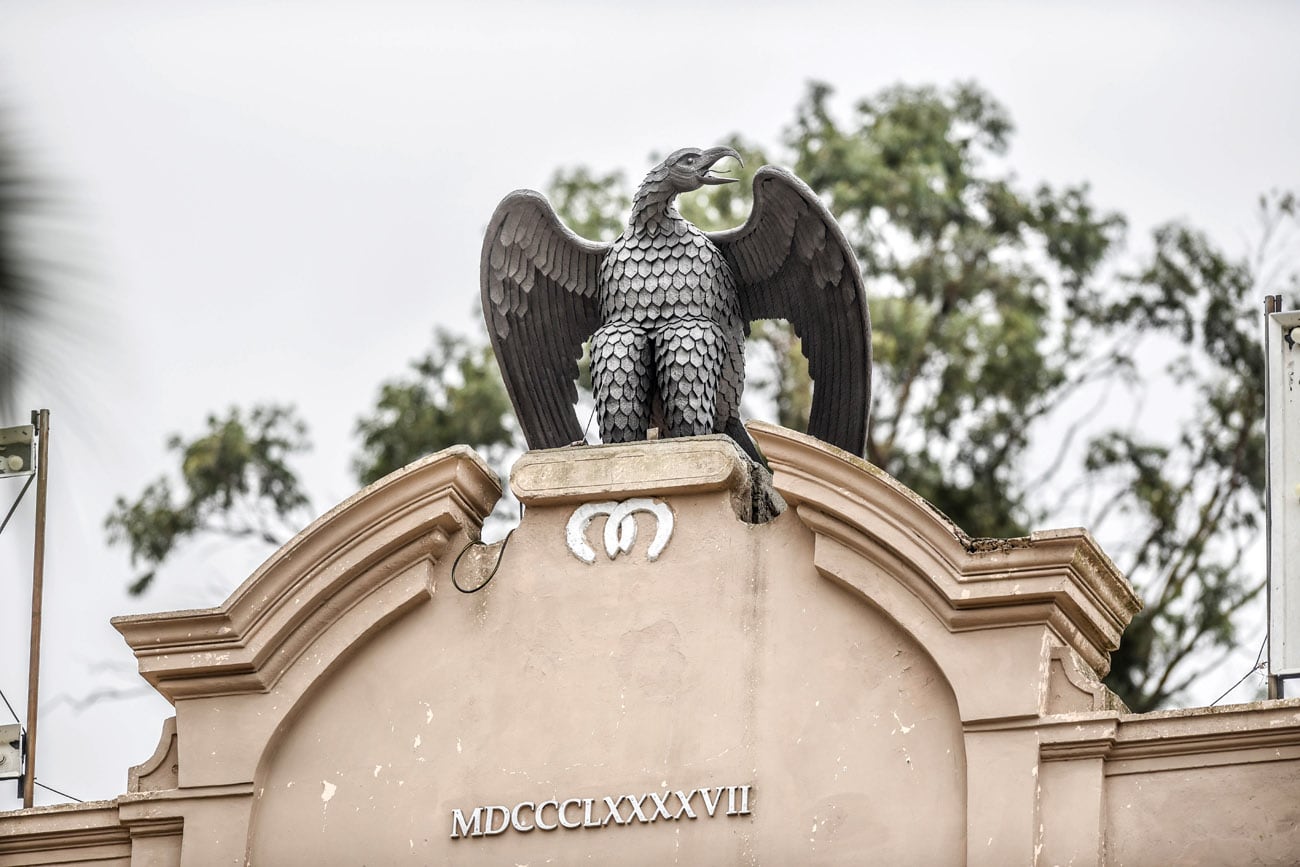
xmin=105 ymin=82 xmax=1295 ymax=713
xmin=107 ymin=332 xmax=516 ymax=595
xmin=104 ymin=405 xmax=311 ymax=594
xmin=1079 ymin=192 xmax=1296 ymax=709
xmin=353 ymin=327 xmax=515 ymax=486
xmin=0 ymin=122 xmax=36 ymax=415
xmin=786 ymin=83 xmax=1128 ymax=539
xmin=0 ymin=114 xmax=56 ymax=417
xmin=0 ymin=108 xmax=95 ymax=420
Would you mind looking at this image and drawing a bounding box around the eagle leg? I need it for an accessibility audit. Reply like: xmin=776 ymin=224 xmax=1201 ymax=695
xmin=592 ymin=323 xmax=653 ymax=444
xmin=653 ymin=319 xmax=722 ymax=438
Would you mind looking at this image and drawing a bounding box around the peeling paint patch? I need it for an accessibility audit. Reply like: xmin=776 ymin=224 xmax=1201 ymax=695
xmin=321 ymin=781 xmax=337 ymax=803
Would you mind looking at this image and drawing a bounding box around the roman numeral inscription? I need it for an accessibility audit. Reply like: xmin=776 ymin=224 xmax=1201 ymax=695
xmin=450 ymin=784 xmax=754 ymax=839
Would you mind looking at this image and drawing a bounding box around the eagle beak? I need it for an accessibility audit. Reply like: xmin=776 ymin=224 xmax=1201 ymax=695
xmin=699 ymin=146 xmax=743 ymax=185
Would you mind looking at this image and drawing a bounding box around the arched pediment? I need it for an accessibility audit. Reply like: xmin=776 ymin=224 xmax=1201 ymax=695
xmin=103 ymin=429 xmax=1144 ymax=865
xmin=750 ymin=422 xmax=1140 ymax=687
xmin=113 ymin=446 xmax=501 ymax=703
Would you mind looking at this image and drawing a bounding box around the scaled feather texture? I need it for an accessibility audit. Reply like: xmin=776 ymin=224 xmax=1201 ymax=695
xmin=480 ymin=147 xmax=872 ymax=461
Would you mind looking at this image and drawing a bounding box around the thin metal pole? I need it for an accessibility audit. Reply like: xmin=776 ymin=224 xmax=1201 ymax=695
xmin=22 ymin=409 xmax=49 ymax=808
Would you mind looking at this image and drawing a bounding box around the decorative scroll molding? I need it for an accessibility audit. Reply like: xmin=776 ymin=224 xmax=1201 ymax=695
xmin=748 ymin=422 xmax=1142 ymax=678
xmin=128 ymin=716 xmax=178 ymax=793
xmin=112 ymin=447 xmax=501 ymax=702
xmin=566 ymin=498 xmax=674 ymax=564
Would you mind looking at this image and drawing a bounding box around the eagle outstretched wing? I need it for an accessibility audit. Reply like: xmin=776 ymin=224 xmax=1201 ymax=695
xmin=709 ymin=166 xmax=872 ymax=456
xmin=480 ymin=190 xmax=607 ymax=450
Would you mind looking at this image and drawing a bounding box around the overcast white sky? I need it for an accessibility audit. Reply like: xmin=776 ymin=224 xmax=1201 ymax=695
xmin=1 ymin=0 xmax=1297 ymax=808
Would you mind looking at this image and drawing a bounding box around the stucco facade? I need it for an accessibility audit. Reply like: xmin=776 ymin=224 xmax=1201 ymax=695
xmin=2 ymin=424 xmax=1298 ymax=865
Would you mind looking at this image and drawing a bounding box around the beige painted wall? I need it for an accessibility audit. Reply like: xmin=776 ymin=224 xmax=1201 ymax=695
xmin=251 ymin=495 xmax=965 ymax=865
xmin=1106 ymin=760 xmax=1300 ymax=865
xmin=2 ymin=428 xmax=1298 ymax=867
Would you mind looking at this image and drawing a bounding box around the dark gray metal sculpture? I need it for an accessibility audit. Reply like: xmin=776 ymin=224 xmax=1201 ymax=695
xmin=481 ymin=146 xmax=871 ymax=463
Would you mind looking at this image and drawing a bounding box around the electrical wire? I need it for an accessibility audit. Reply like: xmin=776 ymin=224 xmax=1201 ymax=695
xmin=0 ymin=694 xmax=86 ymax=803
xmin=450 ymin=528 xmax=516 ymax=593
xmin=34 ymin=780 xmax=83 ymax=803
xmin=0 ymin=473 xmax=34 ymax=538
xmin=449 ymin=502 xmax=525 ymax=593
xmin=0 ymin=685 xmax=19 ymax=724
xmin=1209 ymin=634 xmax=1269 ymax=707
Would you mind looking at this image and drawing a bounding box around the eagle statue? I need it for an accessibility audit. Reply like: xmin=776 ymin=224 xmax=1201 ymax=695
xmin=480 ymin=146 xmax=871 ymax=466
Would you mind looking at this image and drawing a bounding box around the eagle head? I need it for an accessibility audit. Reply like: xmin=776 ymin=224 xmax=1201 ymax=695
xmin=646 ymin=146 xmax=743 ymax=195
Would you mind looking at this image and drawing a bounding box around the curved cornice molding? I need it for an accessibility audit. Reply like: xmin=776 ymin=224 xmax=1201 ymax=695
xmin=748 ymin=422 xmax=1141 ymax=677
xmin=112 ymin=446 xmax=501 ymax=702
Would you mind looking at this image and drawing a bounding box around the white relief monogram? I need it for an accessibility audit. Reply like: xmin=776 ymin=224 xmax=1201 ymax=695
xmin=565 ymin=498 xmax=674 ymax=564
